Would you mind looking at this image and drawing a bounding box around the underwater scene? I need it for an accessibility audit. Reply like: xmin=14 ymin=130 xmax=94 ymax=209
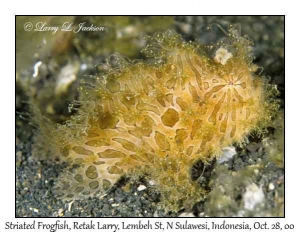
xmin=16 ymin=16 xmax=284 ymax=217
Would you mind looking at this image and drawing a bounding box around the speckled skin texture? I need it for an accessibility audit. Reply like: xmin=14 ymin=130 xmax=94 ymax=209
xmin=50 ymin=29 xmax=277 ymax=211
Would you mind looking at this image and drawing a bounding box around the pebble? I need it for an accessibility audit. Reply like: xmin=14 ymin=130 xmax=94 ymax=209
xmin=137 ymin=185 xmax=147 ymax=191
xmin=218 ymin=147 xmax=237 ymax=163
xmin=268 ymin=183 xmax=275 ymax=191
xmin=149 ymin=180 xmax=156 ymax=186
xmin=198 ymin=212 xmax=205 ymax=217
xmin=243 ymin=183 xmax=265 ymax=211
xmin=179 ymin=212 xmax=195 ymax=217
xmin=58 ymin=208 xmax=64 ymax=217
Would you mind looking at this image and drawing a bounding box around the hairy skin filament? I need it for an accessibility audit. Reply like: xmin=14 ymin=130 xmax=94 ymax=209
xmin=33 ymin=28 xmax=279 ymax=211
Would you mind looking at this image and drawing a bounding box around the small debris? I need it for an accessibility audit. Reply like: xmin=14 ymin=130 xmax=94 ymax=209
xmin=55 ymin=63 xmax=79 ymax=95
xmin=137 ymin=185 xmax=147 ymax=191
xmin=268 ymin=183 xmax=275 ymax=191
xmin=198 ymin=212 xmax=205 ymax=217
xmin=80 ymin=63 xmax=87 ymax=71
xmin=58 ymin=208 xmax=64 ymax=217
xmin=67 ymin=200 xmax=74 ymax=212
xmin=179 ymin=212 xmax=195 ymax=217
xmin=218 ymin=146 xmax=237 ymax=163
xmin=243 ymin=183 xmax=264 ymax=210
xmin=32 ymin=61 xmax=43 ymax=78
xmin=149 ymin=180 xmax=156 ymax=186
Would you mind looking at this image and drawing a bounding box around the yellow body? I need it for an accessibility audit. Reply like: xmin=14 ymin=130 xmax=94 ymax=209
xmin=45 ymin=30 xmax=277 ymax=210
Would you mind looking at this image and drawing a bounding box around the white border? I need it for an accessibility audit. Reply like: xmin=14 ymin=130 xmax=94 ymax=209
xmin=1 ymin=0 xmax=300 ymax=233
